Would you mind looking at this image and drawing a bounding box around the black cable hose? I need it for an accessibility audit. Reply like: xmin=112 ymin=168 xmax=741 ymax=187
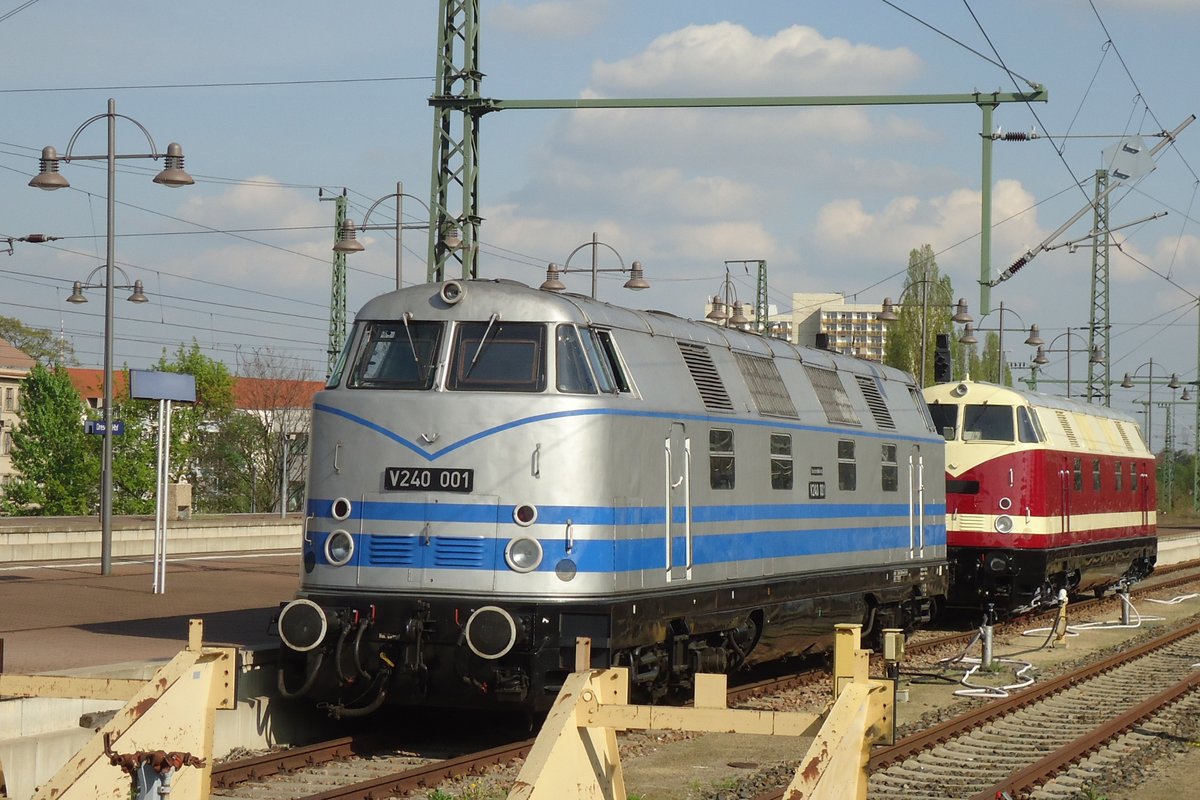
xmin=277 ymin=651 xmax=325 ymax=699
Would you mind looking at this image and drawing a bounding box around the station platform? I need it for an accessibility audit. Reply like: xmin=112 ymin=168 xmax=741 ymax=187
xmin=0 ymin=551 xmax=299 ymax=674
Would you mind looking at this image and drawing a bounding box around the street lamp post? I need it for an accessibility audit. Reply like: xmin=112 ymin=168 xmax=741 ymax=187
xmin=540 ymin=232 xmax=648 ymax=298
xmin=705 ymin=267 xmax=752 ymax=330
xmin=29 ymin=98 xmax=193 ymax=576
xmin=1120 ymin=359 xmax=1181 ymax=455
xmin=332 ymin=180 xmax=432 ymax=290
xmin=1028 ymin=330 xmax=1104 ymax=396
xmin=958 ymin=301 xmax=1043 ymax=386
xmin=878 ymin=288 xmax=972 ymax=386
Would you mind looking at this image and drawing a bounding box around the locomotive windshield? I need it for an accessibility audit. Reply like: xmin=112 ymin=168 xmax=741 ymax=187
xmin=348 ymin=318 xmax=443 ymax=390
xmin=927 ymin=403 xmax=958 ymax=440
xmin=963 ymin=404 xmax=1014 ymax=441
xmin=447 ymin=320 xmax=547 ymax=392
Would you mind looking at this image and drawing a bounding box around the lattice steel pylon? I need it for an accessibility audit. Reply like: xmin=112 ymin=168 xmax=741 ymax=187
xmin=1087 ymin=169 xmax=1111 ymax=405
xmin=427 ymin=0 xmax=482 ymax=282
xmin=324 ymin=192 xmax=348 ymax=378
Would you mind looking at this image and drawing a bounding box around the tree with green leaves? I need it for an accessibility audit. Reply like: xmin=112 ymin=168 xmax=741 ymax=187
xmin=108 ymin=341 xmax=237 ymax=514
xmin=0 ymin=363 xmax=97 ymax=515
xmin=0 ymin=316 xmax=74 ymax=365
xmin=883 ymin=245 xmax=962 ymax=387
xmin=964 ymin=331 xmax=1013 ymax=385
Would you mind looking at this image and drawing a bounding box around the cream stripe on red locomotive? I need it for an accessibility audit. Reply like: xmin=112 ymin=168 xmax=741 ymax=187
xmin=950 ymin=510 xmax=1156 ymax=542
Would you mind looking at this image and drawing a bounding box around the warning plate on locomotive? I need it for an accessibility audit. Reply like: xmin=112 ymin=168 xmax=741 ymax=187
xmin=384 ymin=467 xmax=474 ymax=493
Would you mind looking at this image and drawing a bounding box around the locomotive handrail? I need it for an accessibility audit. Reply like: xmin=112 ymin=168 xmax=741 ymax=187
xmin=684 ymin=438 xmax=693 ymax=578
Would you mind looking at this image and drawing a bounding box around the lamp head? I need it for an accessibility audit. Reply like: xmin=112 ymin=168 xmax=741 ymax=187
xmin=623 ymin=261 xmax=649 ymax=291
xmin=1089 ymin=345 xmax=1105 ymax=365
xmin=442 ymin=225 xmax=463 ymax=250
xmin=152 ymin=143 xmax=194 ymax=187
xmin=1120 ymin=373 xmax=1134 ymax=389
xmin=951 ymin=298 xmax=973 ymax=324
xmin=878 ymin=297 xmax=898 ymax=322
xmin=1033 ymin=346 xmax=1050 ymax=366
xmin=729 ymin=302 xmax=750 ymax=327
xmin=66 ymin=281 xmax=87 ymax=304
xmin=706 ymin=296 xmax=728 ymax=322
xmin=539 ymin=263 xmax=566 ymax=292
xmin=29 ymin=146 xmax=69 ymax=190
xmin=1024 ymin=323 xmax=1044 ymax=347
xmin=333 ymin=220 xmax=366 ymax=254
xmin=1169 ymin=373 xmax=1181 ymax=390
xmin=127 ymin=279 xmax=149 ymax=303
xmin=958 ymin=323 xmax=978 ymax=346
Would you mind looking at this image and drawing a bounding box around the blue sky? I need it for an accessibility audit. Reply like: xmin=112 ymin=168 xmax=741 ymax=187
xmin=1 ymin=0 xmax=1198 ymax=447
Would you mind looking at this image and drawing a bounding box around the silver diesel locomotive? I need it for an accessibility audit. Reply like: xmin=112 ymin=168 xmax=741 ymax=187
xmin=276 ymin=279 xmax=948 ymax=716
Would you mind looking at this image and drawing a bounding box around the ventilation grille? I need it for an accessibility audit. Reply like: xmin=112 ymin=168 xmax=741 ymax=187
xmin=1114 ymin=421 xmax=1135 ymax=452
xmin=367 ymin=535 xmax=416 ymax=566
xmin=678 ymin=342 xmax=735 ymax=413
xmin=735 ymin=353 xmax=797 ymax=417
xmin=1055 ymin=410 xmax=1080 ymax=448
xmin=434 ymin=538 xmax=485 ymax=568
xmin=804 ymin=365 xmax=860 ymax=426
xmin=855 ymin=375 xmax=895 ymax=430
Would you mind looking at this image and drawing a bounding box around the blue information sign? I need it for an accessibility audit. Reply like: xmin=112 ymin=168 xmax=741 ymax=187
xmin=85 ymin=420 xmax=125 ymax=435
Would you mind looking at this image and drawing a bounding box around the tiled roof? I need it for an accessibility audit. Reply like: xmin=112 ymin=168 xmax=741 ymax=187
xmin=0 ymin=337 xmax=36 ymax=371
xmin=65 ymin=368 xmax=322 ymax=410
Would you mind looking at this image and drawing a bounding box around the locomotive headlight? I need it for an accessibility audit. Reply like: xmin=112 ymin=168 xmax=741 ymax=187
xmin=325 ymin=530 xmax=355 ymax=566
xmin=994 ymin=515 xmax=1014 ymax=534
xmin=986 ymin=553 xmax=1011 ymax=574
xmin=505 ymin=536 xmax=543 ymax=573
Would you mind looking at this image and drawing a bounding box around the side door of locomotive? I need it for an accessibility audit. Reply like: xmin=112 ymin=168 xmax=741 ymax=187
xmin=665 ymin=421 xmax=693 ymax=582
xmin=907 ymin=444 xmax=926 ymax=559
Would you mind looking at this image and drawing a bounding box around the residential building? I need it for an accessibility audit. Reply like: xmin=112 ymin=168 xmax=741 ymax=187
xmin=790 ymin=292 xmax=888 ymax=361
xmin=0 ymin=338 xmax=35 ymax=500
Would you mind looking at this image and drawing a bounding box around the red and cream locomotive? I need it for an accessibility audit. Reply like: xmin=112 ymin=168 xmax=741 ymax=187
xmin=923 ymin=380 xmax=1156 ymax=613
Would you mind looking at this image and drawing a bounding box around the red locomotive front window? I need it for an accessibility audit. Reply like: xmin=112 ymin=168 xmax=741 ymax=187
xmin=963 ymin=404 xmax=1013 ymax=442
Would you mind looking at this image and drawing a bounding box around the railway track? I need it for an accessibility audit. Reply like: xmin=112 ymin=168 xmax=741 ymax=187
xmin=213 ymin=564 xmax=1200 ymax=800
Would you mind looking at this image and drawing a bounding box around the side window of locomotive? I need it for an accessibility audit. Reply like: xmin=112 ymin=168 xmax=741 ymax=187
xmin=1073 ymin=457 xmax=1083 ymax=491
xmin=349 ymin=320 xmax=443 ymax=390
xmin=963 ymin=404 xmax=1014 ymax=441
xmin=555 ymin=325 xmax=597 ymax=394
xmin=448 ymin=321 xmax=547 ymax=392
xmin=770 ymin=433 xmax=792 ymax=490
xmin=710 ymin=428 xmax=735 ymax=490
xmin=1115 ymin=460 xmax=1123 ymax=492
xmin=1131 ymin=462 xmax=1139 ymax=491
xmin=927 ymin=402 xmax=958 ymax=441
xmin=593 ymin=329 xmax=632 ymax=393
xmin=881 ymin=443 xmax=898 ymax=492
xmin=581 ymin=328 xmax=618 ymax=393
xmin=327 ymin=321 xmax=361 ymax=388
xmin=837 ymin=439 xmax=856 ymax=491
xmin=1092 ymin=459 xmax=1102 ymax=491
xmin=1017 ymin=407 xmax=1041 ymax=443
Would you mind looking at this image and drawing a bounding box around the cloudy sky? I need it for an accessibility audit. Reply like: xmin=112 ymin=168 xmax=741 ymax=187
xmin=1 ymin=0 xmax=1198 ymax=446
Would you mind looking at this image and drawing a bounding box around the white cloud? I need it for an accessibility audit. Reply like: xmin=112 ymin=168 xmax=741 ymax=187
xmin=589 ymin=22 xmax=922 ymax=96
xmin=177 ymin=177 xmax=323 ymax=230
xmin=490 ymin=0 xmax=610 ymax=38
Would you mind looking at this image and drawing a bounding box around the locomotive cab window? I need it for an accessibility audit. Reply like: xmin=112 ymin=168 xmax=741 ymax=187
xmin=710 ymin=428 xmax=735 ymax=490
xmin=1017 ymin=407 xmax=1041 ymax=443
xmin=1115 ymin=460 xmax=1123 ymax=492
xmin=555 ymin=325 xmax=597 ymax=394
xmin=447 ymin=320 xmax=547 ymax=392
xmin=1073 ymin=457 xmax=1083 ymax=491
xmin=1092 ymin=459 xmax=1102 ymax=491
xmin=963 ymin=404 xmax=1013 ymax=441
xmin=770 ymin=433 xmax=792 ymax=490
xmin=927 ymin=402 xmax=958 ymax=441
xmin=837 ymin=439 xmax=856 ymax=491
xmin=593 ymin=329 xmax=633 ymax=393
xmin=349 ymin=319 xmax=443 ymax=390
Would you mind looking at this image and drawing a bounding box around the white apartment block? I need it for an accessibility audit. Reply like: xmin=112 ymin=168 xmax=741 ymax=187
xmin=790 ymin=292 xmax=888 ymax=361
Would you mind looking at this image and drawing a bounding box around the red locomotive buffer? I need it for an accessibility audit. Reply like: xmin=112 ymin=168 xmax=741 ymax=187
xmin=923 ymin=381 xmax=1156 ymax=613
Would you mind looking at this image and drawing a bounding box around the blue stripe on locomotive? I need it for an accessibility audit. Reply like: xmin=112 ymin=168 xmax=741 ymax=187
xmin=306 ymin=501 xmax=946 ymax=574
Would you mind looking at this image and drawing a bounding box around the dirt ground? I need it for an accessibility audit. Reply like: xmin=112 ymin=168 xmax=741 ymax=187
xmin=617 ymin=582 xmax=1200 ymax=800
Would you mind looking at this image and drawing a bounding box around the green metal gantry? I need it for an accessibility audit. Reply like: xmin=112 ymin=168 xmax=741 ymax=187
xmin=321 ymin=191 xmax=348 ymax=378
xmin=1087 ymin=169 xmax=1112 ymax=405
xmin=426 ymin=0 xmax=1047 ymax=303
